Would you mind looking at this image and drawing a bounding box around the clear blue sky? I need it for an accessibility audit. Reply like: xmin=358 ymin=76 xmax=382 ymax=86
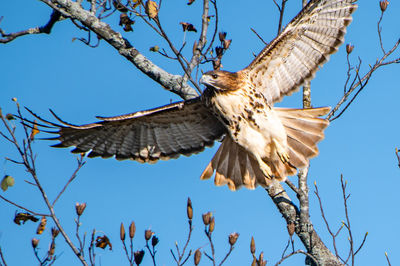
xmin=1 ymin=1 xmax=399 ymax=265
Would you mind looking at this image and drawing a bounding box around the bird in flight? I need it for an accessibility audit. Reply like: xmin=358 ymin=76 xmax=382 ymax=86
xmin=29 ymin=0 xmax=357 ymax=190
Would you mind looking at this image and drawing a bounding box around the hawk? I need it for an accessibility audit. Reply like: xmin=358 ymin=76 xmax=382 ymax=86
xmin=29 ymin=0 xmax=357 ymax=190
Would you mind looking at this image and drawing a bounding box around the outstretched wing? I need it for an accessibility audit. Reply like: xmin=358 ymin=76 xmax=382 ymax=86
xmin=29 ymin=97 xmax=225 ymax=163
xmin=242 ymin=0 xmax=357 ymax=103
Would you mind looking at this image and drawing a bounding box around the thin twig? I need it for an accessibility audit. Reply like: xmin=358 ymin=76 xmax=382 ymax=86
xmin=0 ymin=246 xmax=7 ymax=266
xmin=250 ymin=28 xmax=268 ymax=45
xmin=218 ymin=245 xmax=234 ymax=266
xmin=274 ymin=249 xmax=318 ymax=266
xmin=395 ymin=148 xmax=400 ymax=168
xmin=314 ymin=182 xmax=345 ymax=262
xmin=52 ymin=157 xmax=86 ymax=206
xmin=0 ymin=195 xmax=50 ymax=217
xmin=340 ymin=175 xmax=354 ymax=265
xmin=385 ymin=252 xmax=392 ymax=266
xmin=276 ymin=0 xmax=288 ymax=35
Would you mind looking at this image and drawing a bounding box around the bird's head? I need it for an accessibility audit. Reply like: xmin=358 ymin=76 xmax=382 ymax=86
xmin=199 ymin=70 xmax=241 ymax=93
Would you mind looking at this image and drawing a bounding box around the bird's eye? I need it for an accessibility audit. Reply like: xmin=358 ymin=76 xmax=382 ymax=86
xmin=212 ymin=74 xmax=218 ymax=79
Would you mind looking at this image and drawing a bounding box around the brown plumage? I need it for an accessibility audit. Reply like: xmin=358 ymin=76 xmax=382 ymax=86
xmin=28 ymin=0 xmax=357 ymax=190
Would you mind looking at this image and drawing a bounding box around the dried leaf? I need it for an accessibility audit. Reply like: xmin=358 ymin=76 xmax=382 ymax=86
xmin=96 ymin=235 xmax=112 ymax=250
xmin=149 ymin=45 xmax=159 ymax=52
xmin=179 ymin=22 xmax=197 ymax=32
xmin=5 ymin=113 xmax=14 ymax=120
xmin=113 ymin=0 xmax=129 ymax=12
xmin=36 ymin=216 xmax=47 ymax=235
xmin=1 ymin=175 xmax=14 ymax=191
xmin=145 ymin=0 xmax=158 ymax=19
xmin=119 ymin=14 xmax=135 ymax=32
xmin=131 ymin=0 xmax=142 ymax=9
xmin=14 ymin=212 xmax=39 ymax=225
xmin=30 ymin=121 xmax=39 ymax=140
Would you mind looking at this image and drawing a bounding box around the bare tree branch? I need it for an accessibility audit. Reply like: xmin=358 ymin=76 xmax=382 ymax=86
xmin=275 ymin=249 xmax=318 ymax=266
xmin=52 ymin=157 xmax=86 ymax=207
xmin=328 ymin=9 xmax=400 ymax=121
xmin=0 ymin=11 xmax=61 ymax=43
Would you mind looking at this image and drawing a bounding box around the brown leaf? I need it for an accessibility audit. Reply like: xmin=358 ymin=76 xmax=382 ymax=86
xmin=187 ymin=0 xmax=195 ymax=5
xmin=13 ymin=212 xmax=39 ymax=225
xmin=113 ymin=0 xmax=129 ymax=12
xmin=145 ymin=0 xmax=158 ymax=19
xmin=96 ymin=235 xmax=112 ymax=250
xmin=179 ymin=22 xmax=197 ymax=32
xmin=36 ymin=216 xmax=47 ymax=235
xmin=119 ymin=14 xmax=135 ymax=32
xmin=30 ymin=120 xmax=39 ymax=140
xmin=149 ymin=45 xmax=159 ymax=52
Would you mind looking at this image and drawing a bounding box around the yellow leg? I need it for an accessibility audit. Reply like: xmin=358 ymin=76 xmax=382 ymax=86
xmin=255 ymin=154 xmax=273 ymax=178
xmin=272 ymin=138 xmax=290 ymax=164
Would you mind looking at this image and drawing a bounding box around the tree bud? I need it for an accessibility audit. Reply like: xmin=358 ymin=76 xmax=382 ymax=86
xmin=202 ymin=212 xmax=212 ymax=225
xmin=194 ymin=249 xmax=202 ymax=265
xmin=380 ymin=0 xmax=389 ymax=12
xmin=209 ymin=216 xmax=215 ymax=232
xmin=151 ymin=235 xmax=159 ymax=247
xmin=51 ymin=227 xmax=60 ymax=238
xmin=250 ymin=236 xmax=256 ymax=254
xmin=145 ymin=229 xmax=153 ymax=241
xmin=134 ymin=250 xmax=145 ymax=265
xmin=120 ymin=222 xmax=126 ymax=241
xmin=228 ymin=232 xmax=239 ymax=246
xmin=31 ymin=238 xmax=39 ymax=249
xmin=75 ymin=202 xmax=86 ymax=216
xmin=219 ymin=32 xmax=227 ymax=42
xmin=129 ymin=221 xmax=136 ymax=239
xmin=346 ymin=43 xmax=354 ymax=54
xmin=187 ymin=197 xmax=193 ymax=220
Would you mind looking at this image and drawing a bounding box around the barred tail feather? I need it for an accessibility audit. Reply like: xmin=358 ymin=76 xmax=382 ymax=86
xmin=275 ymin=106 xmax=330 ymax=170
xmin=200 ymin=136 xmax=270 ymax=191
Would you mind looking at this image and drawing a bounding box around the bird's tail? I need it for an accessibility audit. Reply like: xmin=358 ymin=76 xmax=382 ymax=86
xmin=199 ymin=107 xmax=330 ymax=191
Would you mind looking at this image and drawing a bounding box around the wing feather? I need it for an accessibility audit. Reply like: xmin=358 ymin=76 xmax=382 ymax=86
xmin=32 ymin=97 xmax=226 ymax=163
xmin=243 ymin=0 xmax=357 ymax=103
